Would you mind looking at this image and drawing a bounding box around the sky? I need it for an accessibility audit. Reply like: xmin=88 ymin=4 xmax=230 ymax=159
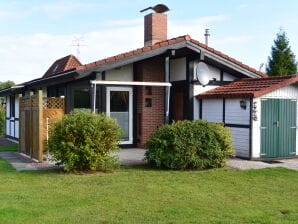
xmin=1 ymin=0 xmax=298 ymax=84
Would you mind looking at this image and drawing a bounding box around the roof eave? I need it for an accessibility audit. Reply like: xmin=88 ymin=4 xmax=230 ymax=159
xmin=77 ymin=41 xmax=189 ymax=78
xmin=0 ymin=86 xmax=25 ymax=96
xmin=186 ymin=42 xmax=263 ymax=79
xmin=26 ymin=70 xmax=78 ymax=88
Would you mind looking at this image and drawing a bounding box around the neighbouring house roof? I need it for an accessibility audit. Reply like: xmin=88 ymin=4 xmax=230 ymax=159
xmin=76 ymin=35 xmax=267 ymax=78
xmin=196 ymin=75 xmax=298 ymax=99
xmin=43 ymin=54 xmax=82 ymax=78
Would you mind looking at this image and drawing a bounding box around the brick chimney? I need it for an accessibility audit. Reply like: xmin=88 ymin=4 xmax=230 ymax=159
xmin=144 ymin=13 xmax=167 ymax=46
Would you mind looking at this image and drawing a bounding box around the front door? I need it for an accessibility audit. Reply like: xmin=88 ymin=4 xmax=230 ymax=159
xmin=261 ymin=98 xmax=296 ymax=158
xmin=106 ymin=87 xmax=133 ymax=144
xmin=172 ymin=91 xmax=184 ymax=121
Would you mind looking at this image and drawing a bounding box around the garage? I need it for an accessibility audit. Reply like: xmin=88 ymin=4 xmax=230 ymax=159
xmin=196 ymin=75 xmax=298 ymax=160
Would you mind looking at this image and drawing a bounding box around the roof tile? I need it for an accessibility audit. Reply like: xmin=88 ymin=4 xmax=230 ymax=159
xmin=43 ymin=55 xmax=82 ymax=78
xmin=196 ymin=75 xmax=298 ymax=99
xmin=74 ymin=35 xmax=267 ymax=78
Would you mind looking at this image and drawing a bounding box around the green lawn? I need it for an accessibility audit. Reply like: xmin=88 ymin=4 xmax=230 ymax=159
xmin=0 ymin=145 xmax=18 ymax=152
xmin=0 ymin=158 xmax=297 ymax=223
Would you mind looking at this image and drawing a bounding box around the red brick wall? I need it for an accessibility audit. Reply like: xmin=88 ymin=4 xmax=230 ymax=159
xmin=136 ymin=57 xmax=165 ymax=147
xmin=144 ymin=13 xmax=167 ymax=46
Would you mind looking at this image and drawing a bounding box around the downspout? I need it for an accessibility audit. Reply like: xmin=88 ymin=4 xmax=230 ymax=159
xmin=165 ymin=56 xmax=170 ymax=123
xmin=92 ymin=83 xmax=97 ymax=113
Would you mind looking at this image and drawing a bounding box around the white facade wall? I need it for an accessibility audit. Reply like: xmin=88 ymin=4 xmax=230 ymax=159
xmin=252 ymin=84 xmax=298 ymax=158
xmin=230 ymin=127 xmax=250 ymax=158
xmin=15 ymin=95 xmax=19 ymax=119
xmin=223 ymin=72 xmax=236 ymax=81
xmin=6 ymin=96 xmax=10 ymax=136
xmin=201 ymin=99 xmax=223 ymax=123
xmin=193 ymin=85 xmax=219 ymax=120
xmin=207 ymin=64 xmax=221 ymax=81
xmin=14 ymin=95 xmax=19 ymax=138
xmin=170 ymin=57 xmax=186 ymax=81
xmin=200 ymin=98 xmax=251 ymax=158
xmin=105 ymin=64 xmax=133 ymax=81
xmin=5 ymin=94 xmax=20 ymax=139
xmin=225 ymin=99 xmax=250 ymax=125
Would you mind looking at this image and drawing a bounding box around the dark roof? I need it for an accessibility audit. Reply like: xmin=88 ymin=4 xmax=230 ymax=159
xmin=43 ymin=55 xmax=82 ymax=78
xmin=76 ymin=35 xmax=267 ymax=78
xmin=196 ymin=75 xmax=298 ymax=99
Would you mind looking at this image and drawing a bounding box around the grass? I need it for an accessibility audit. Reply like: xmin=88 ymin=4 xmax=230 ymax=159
xmin=0 ymin=145 xmax=18 ymax=152
xmin=0 ymin=149 xmax=297 ymax=223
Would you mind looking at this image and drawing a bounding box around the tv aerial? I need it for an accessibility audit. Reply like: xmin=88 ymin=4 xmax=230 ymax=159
xmin=196 ymin=62 xmax=211 ymax=86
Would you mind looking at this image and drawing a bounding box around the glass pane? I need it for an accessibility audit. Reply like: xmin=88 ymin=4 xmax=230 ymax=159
xmin=110 ymin=91 xmax=129 ymax=141
xmin=74 ymin=89 xmax=90 ymax=109
xmin=110 ymin=91 xmax=128 ymax=112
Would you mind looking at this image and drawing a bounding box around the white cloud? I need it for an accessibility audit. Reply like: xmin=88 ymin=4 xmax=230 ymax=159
xmin=0 ymin=14 xmax=238 ymax=84
xmin=0 ymin=11 xmax=18 ymax=20
xmin=31 ymin=2 xmax=98 ymax=19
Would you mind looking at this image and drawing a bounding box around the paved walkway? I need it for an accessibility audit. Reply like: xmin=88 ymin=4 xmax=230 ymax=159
xmin=0 ymin=149 xmax=297 ymax=171
xmin=0 ymin=152 xmax=60 ymax=171
xmin=0 ymin=148 xmax=147 ymax=171
xmin=0 ymin=137 xmax=17 ymax=146
xmin=227 ymin=157 xmax=298 ymax=171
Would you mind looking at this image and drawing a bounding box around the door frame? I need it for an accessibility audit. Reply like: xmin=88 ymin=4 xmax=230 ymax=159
xmin=106 ymin=86 xmax=133 ymax=145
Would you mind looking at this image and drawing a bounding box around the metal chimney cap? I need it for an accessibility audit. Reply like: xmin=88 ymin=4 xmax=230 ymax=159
xmin=140 ymin=4 xmax=170 ymax=13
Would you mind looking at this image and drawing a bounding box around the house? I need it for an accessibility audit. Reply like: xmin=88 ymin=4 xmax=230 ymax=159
xmin=1 ymin=5 xmax=296 ymax=160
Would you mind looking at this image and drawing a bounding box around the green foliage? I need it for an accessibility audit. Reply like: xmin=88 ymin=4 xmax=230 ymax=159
xmin=0 ymin=81 xmax=14 ymax=136
xmin=0 ymin=107 xmax=5 ymax=136
xmin=266 ymin=30 xmax=297 ymax=76
xmin=47 ymin=110 xmax=122 ymax=172
xmin=0 ymin=81 xmax=15 ymax=90
xmin=145 ymin=120 xmax=234 ymax=170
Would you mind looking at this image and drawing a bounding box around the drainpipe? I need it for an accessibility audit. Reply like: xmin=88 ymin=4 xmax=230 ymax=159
xmin=91 ymin=83 xmax=97 ymax=113
xmin=165 ymin=56 xmax=170 ymax=123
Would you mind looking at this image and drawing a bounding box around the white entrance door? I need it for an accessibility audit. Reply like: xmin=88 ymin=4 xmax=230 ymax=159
xmin=106 ymin=87 xmax=133 ymax=144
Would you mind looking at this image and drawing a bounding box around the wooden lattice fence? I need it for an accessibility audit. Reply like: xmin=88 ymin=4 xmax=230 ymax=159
xmin=19 ymin=90 xmax=64 ymax=162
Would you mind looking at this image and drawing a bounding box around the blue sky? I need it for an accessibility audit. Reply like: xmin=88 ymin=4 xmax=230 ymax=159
xmin=1 ymin=0 xmax=298 ymax=83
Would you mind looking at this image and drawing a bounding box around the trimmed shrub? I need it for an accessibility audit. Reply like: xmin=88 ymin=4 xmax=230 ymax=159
xmin=145 ymin=120 xmax=234 ymax=170
xmin=47 ymin=110 xmax=122 ymax=172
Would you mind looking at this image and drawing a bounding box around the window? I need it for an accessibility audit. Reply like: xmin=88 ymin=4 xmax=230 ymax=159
xmin=74 ymin=89 xmax=90 ymax=110
xmin=10 ymin=95 xmax=15 ymax=117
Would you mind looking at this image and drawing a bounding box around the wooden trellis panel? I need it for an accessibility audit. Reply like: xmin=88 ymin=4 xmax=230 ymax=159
xmin=19 ymin=91 xmax=65 ymax=162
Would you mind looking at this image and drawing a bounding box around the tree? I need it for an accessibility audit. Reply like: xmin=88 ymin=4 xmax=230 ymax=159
xmin=0 ymin=80 xmax=15 ymax=90
xmin=266 ymin=30 xmax=297 ymax=76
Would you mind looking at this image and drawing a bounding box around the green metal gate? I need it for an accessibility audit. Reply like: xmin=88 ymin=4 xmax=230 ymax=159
xmin=261 ymin=98 xmax=296 ymax=158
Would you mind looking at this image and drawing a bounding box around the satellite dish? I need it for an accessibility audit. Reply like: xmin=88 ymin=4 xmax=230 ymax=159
xmin=196 ymin=62 xmax=211 ymax=86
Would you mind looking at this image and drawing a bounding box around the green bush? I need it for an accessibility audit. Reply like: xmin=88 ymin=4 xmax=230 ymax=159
xmin=47 ymin=110 xmax=122 ymax=172
xmin=145 ymin=120 xmax=234 ymax=170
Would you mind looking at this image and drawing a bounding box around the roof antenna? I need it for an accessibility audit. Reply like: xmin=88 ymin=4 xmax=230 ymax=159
xmin=140 ymin=4 xmax=169 ymax=13
xmin=204 ymin=29 xmax=210 ymax=46
xmin=72 ymin=36 xmax=86 ymax=60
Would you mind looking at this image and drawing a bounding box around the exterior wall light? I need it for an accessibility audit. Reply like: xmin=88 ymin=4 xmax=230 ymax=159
xmin=240 ymin=99 xmax=247 ymax=110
